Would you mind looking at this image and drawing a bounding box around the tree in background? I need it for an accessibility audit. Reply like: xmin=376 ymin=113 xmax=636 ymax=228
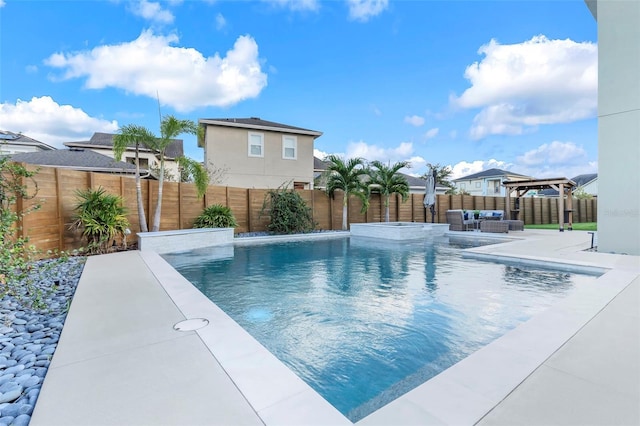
xmin=324 ymin=155 xmax=370 ymax=231
xmin=176 ymin=156 xmax=209 ymax=198
xmin=112 ymin=124 xmax=156 ymax=233
xmin=421 ymin=163 xmax=455 ymax=192
xmin=369 ymin=160 xmax=411 ymax=222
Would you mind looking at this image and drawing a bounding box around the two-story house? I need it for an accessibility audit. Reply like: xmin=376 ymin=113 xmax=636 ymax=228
xmin=453 ymin=168 xmax=533 ymax=196
xmin=198 ymin=117 xmax=323 ymax=189
xmin=64 ymin=132 xmax=184 ymax=181
xmin=0 ymin=130 xmax=56 ymax=155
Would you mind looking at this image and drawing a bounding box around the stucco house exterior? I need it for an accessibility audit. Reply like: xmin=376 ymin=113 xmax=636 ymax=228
xmin=64 ymin=132 xmax=183 ymax=181
xmin=198 ymin=117 xmax=323 ymax=190
xmin=0 ymin=130 xmax=56 ymax=155
xmin=453 ymin=168 xmax=533 ymax=196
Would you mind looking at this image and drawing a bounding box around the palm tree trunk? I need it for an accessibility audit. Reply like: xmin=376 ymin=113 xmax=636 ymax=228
xmin=342 ymin=193 xmax=348 ymax=231
xmin=151 ymin=157 xmax=164 ymax=232
xmin=385 ymin=194 xmax=390 ymax=222
xmin=135 ymin=145 xmax=148 ymax=232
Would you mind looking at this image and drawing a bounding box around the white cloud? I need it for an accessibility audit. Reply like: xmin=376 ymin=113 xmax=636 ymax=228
xmin=45 ymin=30 xmax=268 ymax=112
xmin=347 ymin=0 xmax=389 ymax=22
xmin=129 ymin=0 xmax=174 ymax=24
xmin=424 ymin=128 xmax=439 ymax=139
xmin=404 ymin=115 xmax=425 ymax=127
xmin=26 ymin=65 xmax=38 ymax=74
xmin=449 ymin=159 xmax=511 ymax=180
xmin=0 ymin=96 xmax=119 ymax=148
xmin=263 ymin=0 xmax=320 ymax=12
xmin=346 ymin=140 xmax=413 ymax=162
xmin=452 ymin=35 xmax=597 ymax=140
xmin=517 ymin=141 xmax=588 ymax=166
xmin=215 ymin=13 xmax=227 ymax=30
xmin=0 ymin=0 xmax=5 ymax=8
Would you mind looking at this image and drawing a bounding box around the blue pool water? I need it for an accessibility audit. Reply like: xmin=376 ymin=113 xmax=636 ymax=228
xmin=164 ymin=236 xmax=599 ymax=421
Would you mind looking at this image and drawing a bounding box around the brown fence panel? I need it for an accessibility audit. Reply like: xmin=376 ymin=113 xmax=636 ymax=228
xmin=484 ymin=196 xmax=496 ymax=210
xmin=449 ymin=195 xmax=462 ymax=210
xmin=20 ymin=165 xmax=59 ymax=254
xmin=474 ymin=196 xmax=485 ymax=210
xmin=397 ymin=195 xmax=412 ymax=222
xmin=247 ymin=189 xmax=269 ymax=233
xmin=462 ymin=195 xmax=474 ymax=211
xmin=541 ymin=198 xmax=551 ymax=224
xmin=349 ymin=195 xmax=368 ymax=225
xmin=437 ymin=194 xmax=450 ymax=223
xmin=495 ymin=196 xmax=506 ymax=215
xmin=550 ymin=198 xmax=559 ymax=224
xmin=179 ymin=183 xmax=206 ymax=229
xmin=522 ymin=197 xmax=534 ymax=224
xmin=312 ymin=191 xmax=332 ymax=230
xmin=533 ymin=197 xmax=542 ymax=224
xmin=412 ymin=194 xmax=427 ymax=223
xmin=227 ymin=187 xmax=250 ymax=233
xmin=577 ymin=198 xmax=587 ymax=223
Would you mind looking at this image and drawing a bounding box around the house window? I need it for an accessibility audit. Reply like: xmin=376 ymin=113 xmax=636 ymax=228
xmin=248 ymin=132 xmax=264 ymax=157
xmin=475 ymin=181 xmax=481 ymax=188
xmin=126 ymin=156 xmax=149 ymax=168
xmin=282 ymin=136 xmax=297 ymax=160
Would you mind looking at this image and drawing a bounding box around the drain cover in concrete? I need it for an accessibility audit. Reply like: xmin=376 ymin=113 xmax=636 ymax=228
xmin=173 ymin=318 xmax=209 ymax=331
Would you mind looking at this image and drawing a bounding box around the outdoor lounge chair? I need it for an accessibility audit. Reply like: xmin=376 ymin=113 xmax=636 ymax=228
xmin=480 ymin=220 xmax=509 ymax=233
xmin=446 ymin=210 xmax=474 ymax=231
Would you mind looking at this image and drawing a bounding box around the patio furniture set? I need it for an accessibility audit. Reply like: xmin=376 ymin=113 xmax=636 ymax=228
xmin=445 ymin=209 xmax=524 ymax=233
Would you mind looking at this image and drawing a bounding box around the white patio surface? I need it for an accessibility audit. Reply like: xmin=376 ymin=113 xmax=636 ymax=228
xmin=30 ymin=229 xmax=639 ymax=425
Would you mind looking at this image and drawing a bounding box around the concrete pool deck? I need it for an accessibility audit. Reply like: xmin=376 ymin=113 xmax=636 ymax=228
xmin=31 ymin=229 xmax=639 ymax=425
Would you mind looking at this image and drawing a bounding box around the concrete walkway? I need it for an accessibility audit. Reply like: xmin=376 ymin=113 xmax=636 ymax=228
xmin=31 ymin=230 xmax=639 ymax=425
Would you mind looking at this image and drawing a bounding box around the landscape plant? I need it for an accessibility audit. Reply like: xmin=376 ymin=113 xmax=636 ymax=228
xmin=193 ymin=204 xmax=237 ymax=229
xmin=261 ymin=186 xmax=316 ymax=234
xmin=0 ymin=157 xmax=41 ymax=297
xmin=368 ymin=160 xmax=410 ymax=222
xmin=71 ymin=187 xmax=130 ymax=254
xmin=112 ymin=124 xmax=157 ymax=233
xmin=324 ymin=155 xmax=370 ymax=230
xmin=148 ymin=115 xmax=202 ymax=232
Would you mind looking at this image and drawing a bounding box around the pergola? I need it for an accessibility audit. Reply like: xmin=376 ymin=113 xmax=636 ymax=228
xmin=503 ymin=177 xmax=577 ymax=232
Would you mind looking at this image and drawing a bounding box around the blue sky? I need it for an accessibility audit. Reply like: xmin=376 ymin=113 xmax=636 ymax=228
xmin=0 ymin=0 xmax=598 ymax=180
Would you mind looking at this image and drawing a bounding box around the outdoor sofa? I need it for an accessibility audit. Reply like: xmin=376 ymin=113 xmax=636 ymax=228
xmin=445 ymin=209 xmax=524 ymax=233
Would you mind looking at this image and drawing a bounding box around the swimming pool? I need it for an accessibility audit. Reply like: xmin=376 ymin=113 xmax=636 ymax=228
xmin=164 ymin=235 xmax=600 ymax=421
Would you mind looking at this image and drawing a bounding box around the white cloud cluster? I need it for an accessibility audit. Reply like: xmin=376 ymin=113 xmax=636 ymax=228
xmin=215 ymin=13 xmax=227 ymax=31
xmin=347 ymin=0 xmax=389 ymax=22
xmin=517 ymin=140 xmax=587 ymax=166
xmin=452 ymin=35 xmax=597 ymax=140
xmin=424 ymin=128 xmax=439 ymax=140
xmin=404 ymin=115 xmax=425 ymax=127
xmin=0 ymin=96 xmax=119 ymax=147
xmin=0 ymin=0 xmax=5 ymax=7
xmin=449 ymin=159 xmax=511 ymax=180
xmin=44 ymin=30 xmax=267 ymax=112
xmin=315 ymin=141 xmax=426 ymax=172
xmin=263 ymin=0 xmax=320 ymax=12
xmin=129 ymin=0 xmax=174 ymax=24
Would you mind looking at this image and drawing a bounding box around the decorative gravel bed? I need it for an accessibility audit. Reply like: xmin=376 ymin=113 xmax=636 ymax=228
xmin=0 ymin=257 xmax=86 ymax=426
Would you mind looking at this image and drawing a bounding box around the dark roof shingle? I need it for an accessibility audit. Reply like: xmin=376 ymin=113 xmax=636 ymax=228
xmin=10 ymin=149 xmax=139 ymax=172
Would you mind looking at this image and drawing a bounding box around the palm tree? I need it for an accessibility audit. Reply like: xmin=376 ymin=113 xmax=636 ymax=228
xmin=176 ymin=156 xmax=209 ymax=198
xmin=112 ymin=124 xmax=156 ymax=233
xmin=324 ymin=154 xmax=370 ymax=230
xmin=369 ymin=160 xmax=410 ymax=222
xmin=148 ymin=115 xmax=201 ymax=232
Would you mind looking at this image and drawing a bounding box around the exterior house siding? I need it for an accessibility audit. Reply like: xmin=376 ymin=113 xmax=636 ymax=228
xmin=201 ymin=119 xmax=321 ymax=190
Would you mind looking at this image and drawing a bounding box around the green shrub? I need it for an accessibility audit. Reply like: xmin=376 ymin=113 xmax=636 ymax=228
xmin=262 ymin=187 xmax=315 ymax=234
xmin=71 ymin=187 xmax=130 ymax=254
xmin=193 ymin=204 xmax=237 ymax=228
xmin=0 ymin=158 xmax=49 ymax=307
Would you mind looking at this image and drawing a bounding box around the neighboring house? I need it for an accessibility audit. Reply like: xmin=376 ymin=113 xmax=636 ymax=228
xmin=10 ymin=148 xmax=148 ymax=176
xmin=399 ymin=173 xmax=449 ymax=195
xmin=0 ymin=130 xmax=56 ymax=155
xmin=64 ymin=132 xmax=183 ymax=181
xmin=538 ymin=173 xmax=598 ymax=197
xmin=198 ymin=117 xmax=323 ymax=190
xmin=452 ymin=168 xmax=533 ymax=196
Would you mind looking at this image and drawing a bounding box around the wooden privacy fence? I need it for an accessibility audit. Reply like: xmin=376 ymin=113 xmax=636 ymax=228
xmin=12 ymin=165 xmax=598 ymax=253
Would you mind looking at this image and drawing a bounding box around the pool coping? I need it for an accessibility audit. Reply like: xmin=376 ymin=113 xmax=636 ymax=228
xmin=32 ymin=229 xmax=640 ymax=425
